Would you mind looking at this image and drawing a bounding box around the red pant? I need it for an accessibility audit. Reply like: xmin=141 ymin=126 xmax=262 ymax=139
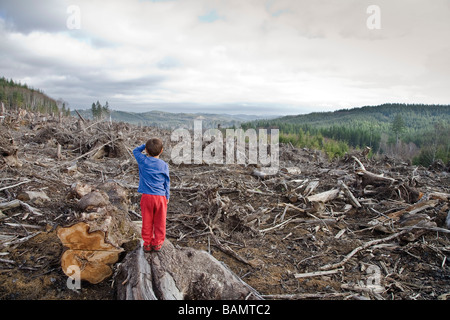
xmin=140 ymin=194 xmax=167 ymax=247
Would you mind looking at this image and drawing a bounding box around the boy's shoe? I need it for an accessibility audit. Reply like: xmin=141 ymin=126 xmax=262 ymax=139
xmin=143 ymin=244 xmax=152 ymax=252
xmin=151 ymin=243 xmax=163 ymax=252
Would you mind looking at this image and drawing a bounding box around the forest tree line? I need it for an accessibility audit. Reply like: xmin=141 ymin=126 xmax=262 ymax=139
xmin=242 ymin=104 xmax=450 ymax=167
xmin=0 ymin=77 xmax=70 ymax=116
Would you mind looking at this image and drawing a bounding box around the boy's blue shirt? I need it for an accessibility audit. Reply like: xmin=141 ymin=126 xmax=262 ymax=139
xmin=133 ymin=144 xmax=170 ymax=199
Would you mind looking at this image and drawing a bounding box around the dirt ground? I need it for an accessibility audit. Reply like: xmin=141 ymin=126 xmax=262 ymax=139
xmin=0 ymin=111 xmax=449 ymax=300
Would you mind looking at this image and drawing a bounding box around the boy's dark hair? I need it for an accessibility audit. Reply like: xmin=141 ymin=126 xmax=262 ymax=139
xmin=145 ymin=138 xmax=164 ymax=157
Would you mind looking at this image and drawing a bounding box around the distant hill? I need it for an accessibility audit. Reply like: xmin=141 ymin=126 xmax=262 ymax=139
xmin=245 ymin=103 xmax=449 ymax=131
xmin=242 ymin=103 xmax=450 ymax=164
xmin=0 ymin=77 xmax=61 ymax=114
xmin=72 ymin=108 xmax=277 ymax=129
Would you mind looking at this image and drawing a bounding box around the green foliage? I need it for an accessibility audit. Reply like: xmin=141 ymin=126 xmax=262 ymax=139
xmin=279 ymin=129 xmax=349 ymax=160
xmin=243 ymin=103 xmax=450 ymax=163
xmin=391 ymin=114 xmax=406 ymax=144
xmin=0 ymin=76 xmax=59 ymax=114
xmin=412 ymin=120 xmax=450 ymax=167
xmin=91 ymin=100 xmax=111 ymax=119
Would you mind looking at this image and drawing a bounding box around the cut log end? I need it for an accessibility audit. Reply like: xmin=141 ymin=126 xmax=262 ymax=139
xmin=61 ymin=249 xmax=120 ymax=284
xmin=57 ymin=222 xmax=123 ymax=284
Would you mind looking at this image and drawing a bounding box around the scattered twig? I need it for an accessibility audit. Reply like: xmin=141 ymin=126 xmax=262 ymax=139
xmin=0 ymin=199 xmax=43 ymax=216
xmin=320 ymin=230 xmax=408 ymax=270
xmin=294 ymin=267 xmax=343 ymax=279
xmin=261 ymin=292 xmax=348 ymax=300
xmin=0 ymin=179 xmax=32 ymax=192
xmin=1 ymin=231 xmax=42 ymax=247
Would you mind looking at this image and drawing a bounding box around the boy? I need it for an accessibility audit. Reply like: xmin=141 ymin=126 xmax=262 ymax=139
xmin=133 ymin=138 xmax=170 ymax=252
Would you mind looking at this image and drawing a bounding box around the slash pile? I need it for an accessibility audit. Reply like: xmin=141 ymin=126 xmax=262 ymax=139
xmin=0 ymin=109 xmax=449 ymax=300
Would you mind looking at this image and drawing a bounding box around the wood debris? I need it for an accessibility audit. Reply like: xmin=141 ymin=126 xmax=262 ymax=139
xmin=0 ymin=108 xmax=449 ymax=300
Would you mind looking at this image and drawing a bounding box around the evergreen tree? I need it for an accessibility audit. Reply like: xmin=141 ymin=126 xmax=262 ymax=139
xmin=90 ymin=100 xmax=111 ymax=119
xmin=95 ymin=100 xmax=101 ymax=116
xmin=391 ymin=114 xmax=406 ymax=145
xmin=102 ymin=101 xmax=110 ymax=116
xmin=91 ymin=102 xmax=99 ymax=119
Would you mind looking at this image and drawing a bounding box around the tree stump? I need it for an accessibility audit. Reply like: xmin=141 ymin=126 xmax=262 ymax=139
xmin=58 ymin=182 xmax=261 ymax=299
xmin=114 ymin=239 xmax=263 ymax=300
xmin=0 ymin=126 xmax=21 ymax=167
xmin=57 ymin=186 xmax=140 ymax=284
xmin=57 ymin=222 xmax=125 ymax=284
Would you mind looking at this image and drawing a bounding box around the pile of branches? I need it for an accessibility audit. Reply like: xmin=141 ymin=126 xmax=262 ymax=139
xmin=0 ymin=108 xmax=449 ymax=300
xmin=165 ymin=143 xmax=450 ymax=300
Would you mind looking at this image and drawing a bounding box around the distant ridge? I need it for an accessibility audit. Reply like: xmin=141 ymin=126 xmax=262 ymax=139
xmin=242 ymin=103 xmax=450 ymax=163
xmin=71 ymin=108 xmax=278 ymax=129
xmin=254 ymin=103 xmax=450 ymax=128
xmin=243 ymin=103 xmax=450 ymax=135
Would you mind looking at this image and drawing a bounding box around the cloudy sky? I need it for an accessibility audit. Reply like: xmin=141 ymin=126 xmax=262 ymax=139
xmin=0 ymin=0 xmax=449 ymax=115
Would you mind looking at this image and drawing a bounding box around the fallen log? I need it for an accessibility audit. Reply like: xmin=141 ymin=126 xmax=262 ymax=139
xmin=114 ymin=239 xmax=263 ymax=300
xmin=306 ymin=188 xmax=340 ymax=203
xmin=368 ymin=199 xmax=440 ymax=227
xmin=251 ymin=167 xmax=278 ymax=179
xmin=338 ymin=181 xmax=361 ymax=208
xmin=352 ymin=156 xmax=396 ymax=187
xmin=0 ymin=199 xmax=21 ymax=211
xmin=429 ymin=192 xmax=450 ymax=201
xmin=356 ymin=169 xmax=396 ymax=187
xmin=0 ymin=199 xmax=43 ymax=216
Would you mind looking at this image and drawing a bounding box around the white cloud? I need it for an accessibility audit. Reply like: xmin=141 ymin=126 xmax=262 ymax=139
xmin=0 ymin=0 xmax=449 ymax=115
